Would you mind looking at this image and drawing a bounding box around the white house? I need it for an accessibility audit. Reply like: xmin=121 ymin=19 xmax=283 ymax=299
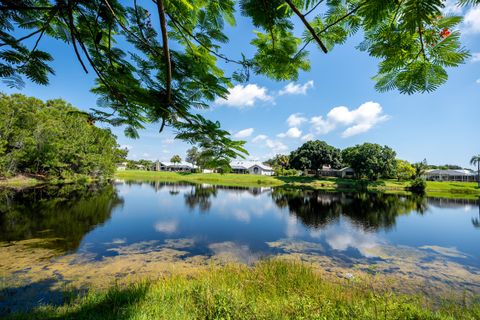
xmin=116 ymin=162 xmax=128 ymax=171
xmin=425 ymin=169 xmax=477 ymax=182
xmin=230 ymin=161 xmax=274 ymax=176
xmin=155 ymin=161 xmax=194 ymax=172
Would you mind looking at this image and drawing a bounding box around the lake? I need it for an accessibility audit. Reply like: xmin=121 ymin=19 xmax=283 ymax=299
xmin=1 ymin=180 xmax=480 ymax=313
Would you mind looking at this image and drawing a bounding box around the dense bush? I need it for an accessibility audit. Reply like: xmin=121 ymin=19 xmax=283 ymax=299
xmin=274 ymin=168 xmax=299 ymax=176
xmin=0 ymin=93 xmax=121 ymax=179
xmin=409 ymin=178 xmax=427 ymax=193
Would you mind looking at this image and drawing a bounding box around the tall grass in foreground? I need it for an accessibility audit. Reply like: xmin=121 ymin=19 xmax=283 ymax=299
xmin=7 ymin=260 xmax=480 ymax=319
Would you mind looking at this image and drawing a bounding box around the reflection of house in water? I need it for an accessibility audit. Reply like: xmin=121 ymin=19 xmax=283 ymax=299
xmin=427 ymin=197 xmax=479 ymax=209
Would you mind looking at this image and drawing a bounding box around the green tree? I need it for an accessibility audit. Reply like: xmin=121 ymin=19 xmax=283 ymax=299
xmin=395 ymin=159 xmax=415 ymax=181
xmin=0 ymin=1 xmax=474 ymax=148
xmin=342 ymin=143 xmax=396 ymax=181
xmin=170 ymin=155 xmax=181 ymax=164
xmin=186 ymin=147 xmax=200 ymax=169
xmin=0 ymin=93 xmax=119 ymax=179
xmin=413 ymin=159 xmax=429 ymax=179
xmin=265 ymin=154 xmax=290 ymax=170
xmin=289 ymin=140 xmax=342 ymax=175
xmin=470 ymin=155 xmax=480 ymax=187
xmin=114 ymin=148 xmax=129 ymax=164
xmin=137 ymin=159 xmax=153 ymax=170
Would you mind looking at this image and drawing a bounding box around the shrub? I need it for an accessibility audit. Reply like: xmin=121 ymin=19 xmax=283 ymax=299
xmin=409 ymin=178 xmax=426 ymax=193
xmin=275 ymin=168 xmax=299 ymax=176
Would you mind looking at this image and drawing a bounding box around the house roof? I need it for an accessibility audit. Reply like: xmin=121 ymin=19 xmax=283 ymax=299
xmin=426 ymin=169 xmax=475 ymax=176
xmin=159 ymin=161 xmax=194 ymax=168
xmin=230 ymin=161 xmax=273 ymax=171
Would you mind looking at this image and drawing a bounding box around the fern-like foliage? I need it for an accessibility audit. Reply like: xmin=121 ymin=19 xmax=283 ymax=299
xmin=0 ymin=0 xmax=476 ymax=152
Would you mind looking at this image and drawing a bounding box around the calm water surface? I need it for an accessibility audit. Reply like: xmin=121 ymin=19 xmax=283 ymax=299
xmin=1 ymin=181 xmax=480 ymax=313
xmin=1 ymin=181 xmax=479 ymax=265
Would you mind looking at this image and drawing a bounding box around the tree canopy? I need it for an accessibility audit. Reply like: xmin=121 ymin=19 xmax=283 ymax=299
xmin=265 ymin=154 xmax=290 ymax=169
xmin=342 ymin=143 xmax=396 ymax=180
xmin=289 ymin=140 xmax=342 ymax=172
xmin=0 ymin=93 xmax=121 ymax=179
xmin=170 ymin=154 xmax=181 ymax=164
xmin=395 ymin=159 xmax=415 ymax=181
xmin=0 ymin=0 xmax=476 ymax=152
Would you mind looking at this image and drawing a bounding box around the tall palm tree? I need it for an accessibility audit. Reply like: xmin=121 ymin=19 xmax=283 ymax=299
xmin=471 ymin=155 xmax=480 ymax=187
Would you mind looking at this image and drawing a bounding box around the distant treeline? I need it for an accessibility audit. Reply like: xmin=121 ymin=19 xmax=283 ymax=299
xmin=0 ymin=93 xmax=125 ymax=180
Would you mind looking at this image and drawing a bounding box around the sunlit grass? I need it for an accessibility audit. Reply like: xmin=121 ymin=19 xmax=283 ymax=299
xmin=6 ymin=259 xmax=479 ymax=319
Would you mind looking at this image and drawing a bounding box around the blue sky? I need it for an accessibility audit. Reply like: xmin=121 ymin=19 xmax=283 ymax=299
xmin=3 ymin=2 xmax=480 ymax=168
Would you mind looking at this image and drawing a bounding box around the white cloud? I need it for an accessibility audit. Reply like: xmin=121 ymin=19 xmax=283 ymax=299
xmin=252 ymin=134 xmax=287 ymax=153
xmin=279 ymin=80 xmax=314 ymax=95
xmin=265 ymin=138 xmax=288 ymax=153
xmin=252 ymin=134 xmax=268 ymax=143
xmin=310 ymin=116 xmax=336 ymax=134
xmin=476 ymin=79 xmax=480 ymax=84
xmin=464 ymin=6 xmax=480 ymax=34
xmin=277 ymin=127 xmax=302 ymax=138
xmin=161 ymin=138 xmax=175 ymax=144
xmin=309 ymin=101 xmax=390 ymax=138
xmin=301 ymin=133 xmax=314 ymax=141
xmin=234 ymin=128 xmax=254 ymax=138
xmin=215 ymin=84 xmax=273 ymax=108
xmin=154 ymin=220 xmax=178 ymax=234
xmin=442 ymin=0 xmax=462 ymax=14
xmin=286 ymin=113 xmax=308 ymax=127
xmin=471 ymin=53 xmax=480 ymax=63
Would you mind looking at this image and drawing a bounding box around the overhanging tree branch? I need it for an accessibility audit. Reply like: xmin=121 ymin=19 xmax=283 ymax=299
xmin=166 ymin=13 xmax=244 ymax=66
xmin=304 ymin=0 xmax=325 ymax=17
xmin=285 ymin=0 xmax=328 ymax=53
xmin=66 ymin=2 xmax=89 ymax=74
xmin=155 ymin=0 xmax=172 ymax=104
xmin=294 ymin=2 xmax=364 ymax=58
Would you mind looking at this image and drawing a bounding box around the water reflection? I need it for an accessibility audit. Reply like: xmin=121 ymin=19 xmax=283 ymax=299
xmin=1 ymin=181 xmax=480 ymax=314
xmin=184 ymin=184 xmax=218 ymax=212
xmin=272 ymin=188 xmax=428 ymax=231
xmin=0 ymin=184 xmax=123 ymax=252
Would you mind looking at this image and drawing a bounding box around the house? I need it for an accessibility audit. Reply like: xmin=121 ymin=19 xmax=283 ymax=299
xmin=116 ymin=162 xmax=128 ymax=171
xmin=230 ymin=161 xmax=274 ymax=176
xmin=425 ymin=169 xmax=477 ymax=182
xmin=318 ymin=166 xmax=355 ymax=178
xmin=154 ymin=161 xmax=194 ymax=172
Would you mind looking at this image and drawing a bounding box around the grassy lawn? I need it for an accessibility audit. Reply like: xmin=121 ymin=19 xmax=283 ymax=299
xmin=115 ymin=170 xmax=285 ymax=187
xmin=115 ymin=170 xmax=480 ymax=199
xmin=5 ymin=259 xmax=479 ymax=320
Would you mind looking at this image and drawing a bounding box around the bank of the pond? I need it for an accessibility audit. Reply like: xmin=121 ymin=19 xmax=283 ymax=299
xmin=0 ymin=175 xmax=105 ymax=189
xmin=115 ymin=170 xmax=480 ymax=199
xmin=5 ymin=260 xmax=479 ymax=320
xmin=0 ymin=175 xmax=42 ymax=188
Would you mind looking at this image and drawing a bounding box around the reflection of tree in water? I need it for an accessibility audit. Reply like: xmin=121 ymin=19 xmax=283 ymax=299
xmin=0 ymin=183 xmax=123 ymax=252
xmin=272 ymin=189 xmax=428 ymax=231
xmin=184 ymin=185 xmax=218 ymax=212
xmin=473 ymin=204 xmax=480 ymax=229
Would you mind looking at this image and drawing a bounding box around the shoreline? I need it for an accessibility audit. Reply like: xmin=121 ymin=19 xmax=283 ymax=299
xmin=2 ymin=258 xmax=478 ymax=319
xmin=114 ymin=170 xmax=480 ymax=200
xmin=1 ymin=170 xmax=478 ymax=200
